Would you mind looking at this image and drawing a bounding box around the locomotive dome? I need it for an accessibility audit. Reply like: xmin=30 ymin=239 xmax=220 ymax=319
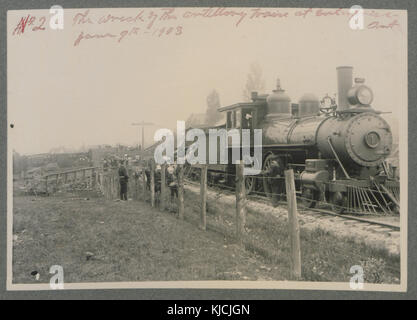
xmin=298 ymin=93 xmax=320 ymax=117
xmin=266 ymin=79 xmax=291 ymax=117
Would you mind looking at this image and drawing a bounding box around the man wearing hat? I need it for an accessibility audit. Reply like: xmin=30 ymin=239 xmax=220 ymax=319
xmin=118 ymin=160 xmax=129 ymax=201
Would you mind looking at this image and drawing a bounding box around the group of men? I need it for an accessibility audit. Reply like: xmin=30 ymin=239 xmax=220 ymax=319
xmin=117 ymin=159 xmax=179 ymax=206
xmin=103 ymin=157 xmax=121 ymax=172
xmin=144 ymin=163 xmax=179 ymax=205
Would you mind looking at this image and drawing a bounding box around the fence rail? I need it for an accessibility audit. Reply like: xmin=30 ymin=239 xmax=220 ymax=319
xmin=25 ymin=166 xmax=101 ymax=194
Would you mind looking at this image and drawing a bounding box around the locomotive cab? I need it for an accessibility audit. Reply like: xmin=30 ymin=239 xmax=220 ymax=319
xmin=218 ymin=96 xmax=268 ymax=191
xmin=221 ymin=98 xmax=267 ymax=131
xmin=225 ymin=107 xmax=257 ymax=130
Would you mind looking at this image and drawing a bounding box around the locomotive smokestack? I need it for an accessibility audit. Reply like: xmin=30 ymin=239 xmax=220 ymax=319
xmin=336 ymin=66 xmax=353 ymax=111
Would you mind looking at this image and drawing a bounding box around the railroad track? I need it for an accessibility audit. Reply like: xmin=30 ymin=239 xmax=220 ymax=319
xmin=247 ymin=194 xmax=400 ymax=232
xmin=183 ymin=176 xmax=400 ymax=233
xmin=309 ymin=208 xmax=400 ymax=231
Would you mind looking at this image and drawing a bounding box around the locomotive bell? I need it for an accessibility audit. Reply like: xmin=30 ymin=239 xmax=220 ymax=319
xmin=266 ymin=78 xmax=291 ymax=118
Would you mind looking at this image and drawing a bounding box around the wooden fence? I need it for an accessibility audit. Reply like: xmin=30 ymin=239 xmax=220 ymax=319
xmin=99 ymin=168 xmax=142 ymax=200
xmin=99 ymin=162 xmax=302 ymax=279
xmin=41 ymin=166 xmax=99 ymax=193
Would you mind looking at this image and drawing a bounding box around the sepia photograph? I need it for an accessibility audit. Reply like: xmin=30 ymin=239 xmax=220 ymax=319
xmin=6 ymin=5 xmax=407 ymax=292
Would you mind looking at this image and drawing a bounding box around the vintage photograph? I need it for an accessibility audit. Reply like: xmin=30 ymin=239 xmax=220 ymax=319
xmin=7 ymin=6 xmax=407 ymax=291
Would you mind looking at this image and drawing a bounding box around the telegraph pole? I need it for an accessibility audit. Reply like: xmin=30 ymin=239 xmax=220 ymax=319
xmin=131 ymin=121 xmax=154 ymax=156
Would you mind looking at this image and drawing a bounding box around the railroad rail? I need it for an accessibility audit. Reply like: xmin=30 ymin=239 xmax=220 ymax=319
xmin=309 ymin=208 xmax=400 ymax=231
xmin=183 ymin=173 xmax=400 ymax=233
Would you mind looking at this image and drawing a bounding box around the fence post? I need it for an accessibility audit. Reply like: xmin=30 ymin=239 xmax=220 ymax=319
xmin=105 ymin=174 xmax=109 ymax=199
xmin=101 ymin=174 xmax=105 ymax=198
xmin=114 ymin=172 xmax=117 ymax=199
xmin=108 ymin=174 xmax=112 ymax=199
xmin=64 ymin=172 xmax=68 ymax=184
xmin=161 ymin=163 xmax=167 ymax=211
xmin=100 ymin=173 xmax=104 ymax=196
xmin=111 ymin=174 xmax=114 ymax=199
xmin=108 ymin=174 xmax=111 ymax=199
xmin=45 ymin=176 xmax=48 ymax=194
xmin=200 ymin=165 xmax=207 ymax=231
xmin=115 ymin=172 xmax=119 ymax=200
xmin=89 ymin=169 xmax=92 ymax=188
xmin=132 ymin=170 xmax=137 ymax=200
xmin=115 ymin=173 xmax=118 ymax=199
xmin=150 ymin=161 xmax=155 ymax=208
xmin=284 ymin=169 xmax=302 ymax=280
xmin=236 ymin=161 xmax=246 ymax=244
xmin=142 ymin=167 xmax=147 ymax=201
xmin=135 ymin=171 xmax=139 ymax=200
xmin=178 ymin=164 xmax=185 ymax=220
xmin=107 ymin=172 xmax=114 ymax=200
xmin=91 ymin=169 xmax=96 ymax=188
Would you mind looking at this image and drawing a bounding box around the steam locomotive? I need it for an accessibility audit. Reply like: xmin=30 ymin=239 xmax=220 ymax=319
xmin=186 ymin=66 xmax=399 ymax=215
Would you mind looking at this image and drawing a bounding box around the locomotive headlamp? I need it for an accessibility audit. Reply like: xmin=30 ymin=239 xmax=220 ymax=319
xmin=356 ymin=86 xmax=374 ymax=105
xmin=347 ymin=78 xmax=374 ymax=106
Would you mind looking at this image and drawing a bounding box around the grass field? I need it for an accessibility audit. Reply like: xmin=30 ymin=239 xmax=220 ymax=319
xmin=13 ymin=192 xmax=290 ymax=283
xmin=12 ymin=188 xmax=400 ymax=284
xmin=182 ymin=185 xmax=401 ymax=284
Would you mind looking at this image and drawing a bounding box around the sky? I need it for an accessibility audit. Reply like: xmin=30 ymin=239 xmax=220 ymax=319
xmin=7 ymin=7 xmax=407 ymax=155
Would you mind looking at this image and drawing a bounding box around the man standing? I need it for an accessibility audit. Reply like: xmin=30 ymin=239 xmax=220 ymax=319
xmin=167 ymin=165 xmax=179 ymax=212
xmin=118 ymin=160 xmax=129 ymax=201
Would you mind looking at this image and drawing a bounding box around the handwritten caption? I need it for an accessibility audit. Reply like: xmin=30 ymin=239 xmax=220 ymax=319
xmin=12 ymin=7 xmax=401 ymax=47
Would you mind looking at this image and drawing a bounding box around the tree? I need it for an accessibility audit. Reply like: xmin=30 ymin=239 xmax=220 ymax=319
xmin=205 ymin=89 xmax=222 ymax=126
xmin=243 ymin=62 xmax=266 ymax=101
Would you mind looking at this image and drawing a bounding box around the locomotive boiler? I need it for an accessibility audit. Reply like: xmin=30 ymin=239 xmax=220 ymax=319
xmin=207 ymin=65 xmax=400 ymax=214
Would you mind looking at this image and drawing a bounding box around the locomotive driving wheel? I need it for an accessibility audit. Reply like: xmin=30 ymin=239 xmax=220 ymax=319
xmin=243 ymin=154 xmax=261 ymax=195
xmin=329 ymin=191 xmax=346 ymax=214
xmin=244 ymin=176 xmax=255 ymax=195
xmin=262 ymin=154 xmax=285 ymax=205
xmin=298 ymin=187 xmax=319 ymax=209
